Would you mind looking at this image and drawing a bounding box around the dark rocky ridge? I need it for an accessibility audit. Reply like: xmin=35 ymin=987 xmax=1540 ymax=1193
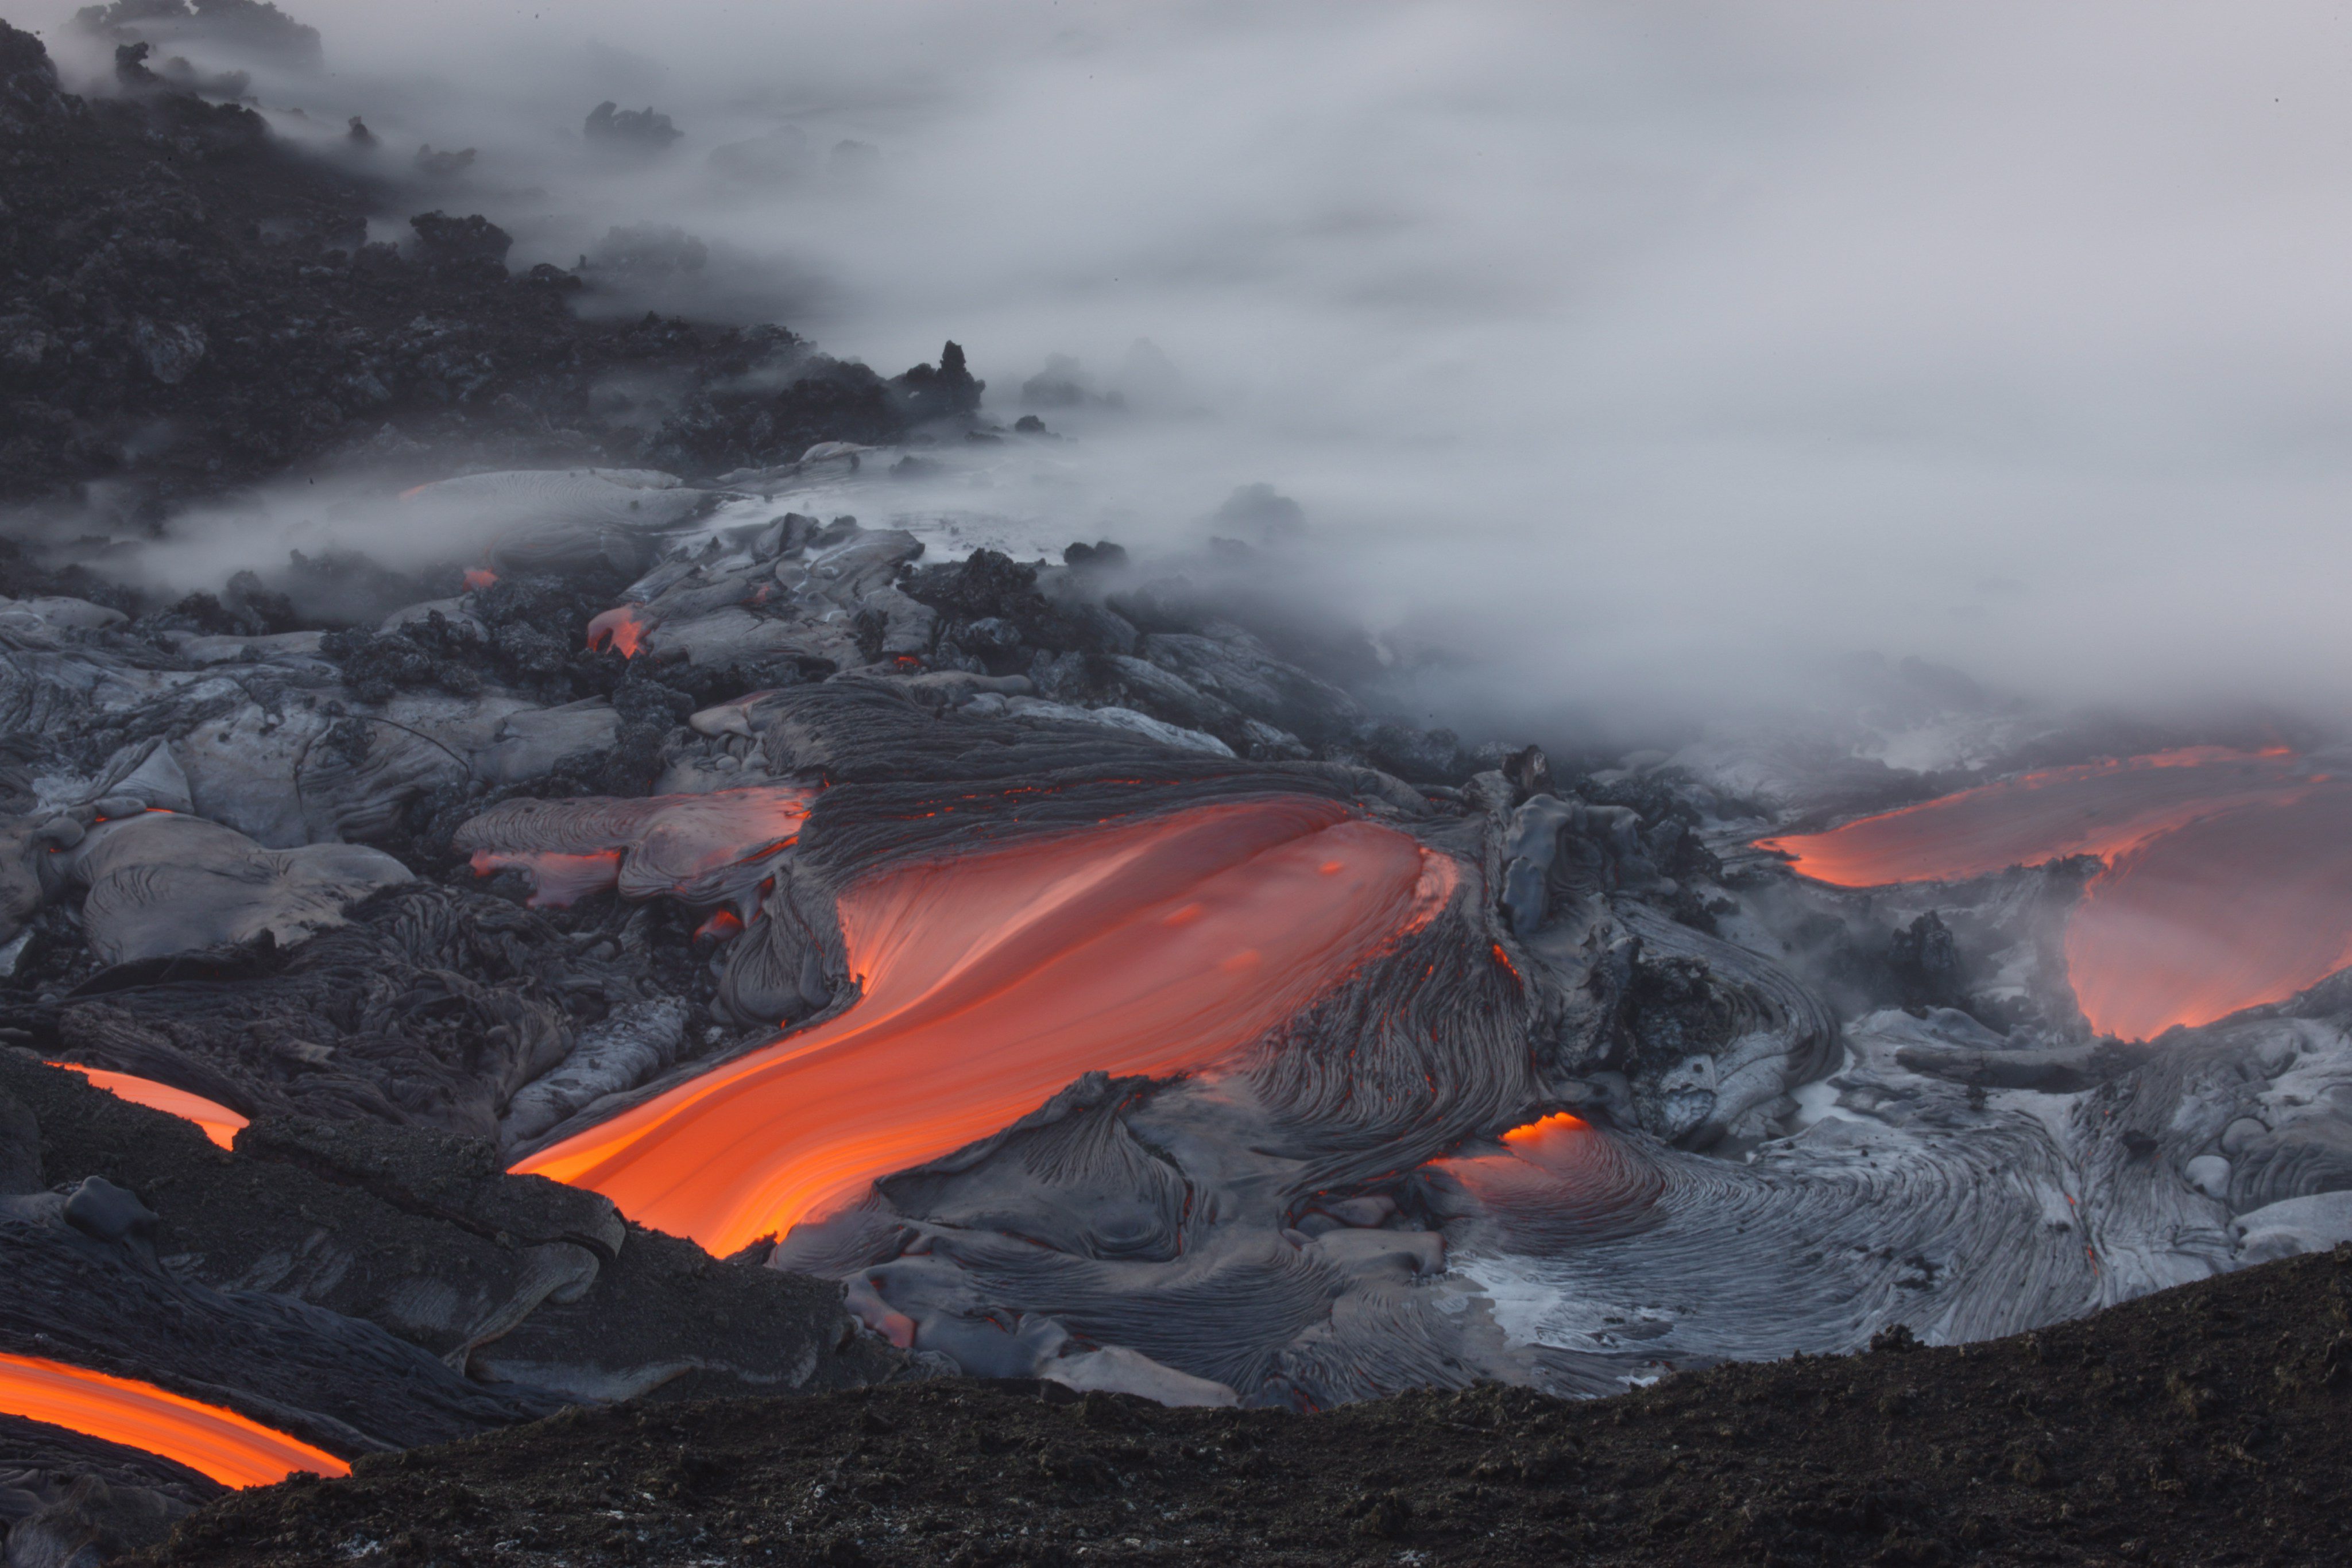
xmin=126 ymin=1246 xmax=2352 ymax=1567
xmin=0 ymin=20 xmax=978 ymax=512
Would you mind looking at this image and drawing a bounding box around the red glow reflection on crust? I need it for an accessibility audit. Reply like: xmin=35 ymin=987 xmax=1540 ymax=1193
xmin=1434 ymin=1112 xmax=1600 ymax=1198
xmin=1757 ymin=750 xmax=2352 ymax=1039
xmin=46 ymin=1063 xmax=246 ymax=1149
xmin=586 ymin=606 xmax=648 ymax=657
xmin=468 ymin=849 xmax=623 ymax=908
xmin=460 ymin=786 xmax=819 ymax=907
xmin=694 ymin=909 xmax=744 ymax=942
xmin=0 ymin=1352 xmax=348 ymax=1488
xmin=464 ymin=568 xmax=498 ymax=590
xmin=517 ymin=799 xmax=1453 ymax=1255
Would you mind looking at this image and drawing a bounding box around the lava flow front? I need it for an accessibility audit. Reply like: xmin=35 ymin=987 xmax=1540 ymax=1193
xmin=1758 ymin=749 xmax=2352 ymax=1039
xmin=44 ymin=1063 xmax=247 ymax=1149
xmin=516 ymin=796 xmax=1453 ymax=1255
xmin=0 ymin=1352 xmax=347 ymax=1488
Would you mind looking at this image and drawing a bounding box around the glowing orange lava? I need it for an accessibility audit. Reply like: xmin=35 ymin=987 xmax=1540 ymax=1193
xmin=694 ymin=909 xmax=744 ymax=942
xmin=0 ymin=1352 xmax=348 ymax=1488
xmin=1501 ymin=1110 xmax=1591 ymax=1147
xmin=516 ymin=797 xmax=1456 ymax=1255
xmin=46 ymin=1063 xmax=246 ymax=1149
xmin=464 ymin=568 xmax=499 ymax=590
xmin=1758 ymin=749 xmax=2352 ymax=1040
xmin=586 ymin=605 xmax=649 ymax=657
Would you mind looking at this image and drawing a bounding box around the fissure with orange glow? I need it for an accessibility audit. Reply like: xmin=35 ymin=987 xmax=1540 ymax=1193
xmin=517 ymin=797 xmax=1456 ymax=1255
xmin=1758 ymin=749 xmax=2352 ymax=1040
xmin=0 ymin=1352 xmax=347 ymax=1488
xmin=45 ymin=1062 xmax=246 ymax=1149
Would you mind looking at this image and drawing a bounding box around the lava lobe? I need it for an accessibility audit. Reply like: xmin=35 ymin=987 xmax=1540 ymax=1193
xmin=515 ymin=796 xmax=1453 ymax=1255
xmin=1758 ymin=748 xmax=2352 ymax=1039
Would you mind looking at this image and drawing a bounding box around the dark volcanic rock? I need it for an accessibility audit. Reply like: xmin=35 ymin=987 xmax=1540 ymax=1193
xmin=75 ymin=0 xmax=325 ymax=70
xmin=583 ymin=101 xmax=681 ymax=153
xmin=0 ymin=23 xmax=982 ymax=506
xmin=124 ymin=1246 xmax=2352 ymax=1566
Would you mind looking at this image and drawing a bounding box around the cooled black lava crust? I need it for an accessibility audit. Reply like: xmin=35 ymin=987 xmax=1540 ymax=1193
xmin=135 ymin=1248 xmax=2352 ymax=1567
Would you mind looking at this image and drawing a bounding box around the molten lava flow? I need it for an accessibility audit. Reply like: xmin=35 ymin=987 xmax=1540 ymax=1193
xmin=1758 ymin=749 xmax=2352 ymax=1039
xmin=463 ymin=568 xmax=499 ymax=590
xmin=1754 ymin=749 xmax=2309 ymax=886
xmin=517 ymin=797 xmax=1453 ymax=1255
xmin=0 ymin=1352 xmax=348 ymax=1488
xmin=585 ymin=605 xmax=648 ymax=657
xmin=2064 ymin=786 xmax=2352 ymax=1042
xmin=46 ymin=1063 xmax=246 ymax=1149
xmin=1502 ymin=1110 xmax=1592 ymax=1148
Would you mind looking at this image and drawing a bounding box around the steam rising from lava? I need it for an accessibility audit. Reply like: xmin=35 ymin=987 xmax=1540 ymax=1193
xmin=21 ymin=0 xmax=2352 ymax=731
xmin=1760 ymin=749 xmax=2352 ymax=1039
xmin=516 ymin=797 xmax=1453 ymax=1255
xmin=0 ymin=1352 xmax=348 ymax=1489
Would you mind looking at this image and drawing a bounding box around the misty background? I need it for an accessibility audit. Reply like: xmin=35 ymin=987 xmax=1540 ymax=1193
xmin=13 ymin=0 xmax=2352 ymax=745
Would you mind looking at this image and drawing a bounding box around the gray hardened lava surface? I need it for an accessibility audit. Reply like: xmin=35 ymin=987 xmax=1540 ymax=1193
xmin=132 ymin=1250 xmax=2352 ymax=1568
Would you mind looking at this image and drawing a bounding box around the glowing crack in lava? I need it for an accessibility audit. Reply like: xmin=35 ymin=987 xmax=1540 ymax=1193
xmin=0 ymin=1352 xmax=347 ymax=1488
xmin=517 ymin=797 xmax=1456 ymax=1255
xmin=45 ymin=1062 xmax=247 ymax=1149
xmin=1757 ymin=749 xmax=2352 ymax=1040
xmin=585 ymin=605 xmax=648 ymax=657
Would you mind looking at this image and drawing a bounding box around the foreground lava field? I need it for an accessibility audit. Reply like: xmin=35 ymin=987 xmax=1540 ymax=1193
xmin=134 ymin=1248 xmax=2352 ymax=1568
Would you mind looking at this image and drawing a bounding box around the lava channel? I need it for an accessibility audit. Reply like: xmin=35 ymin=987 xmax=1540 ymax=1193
xmin=1757 ymin=749 xmax=2352 ymax=1040
xmin=515 ymin=796 xmax=1454 ymax=1255
xmin=0 ymin=1352 xmax=347 ymax=1488
xmin=45 ymin=1063 xmax=247 ymax=1149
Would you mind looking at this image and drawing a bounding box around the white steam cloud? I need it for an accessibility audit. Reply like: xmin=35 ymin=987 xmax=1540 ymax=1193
xmin=16 ymin=0 xmax=2352 ymax=740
